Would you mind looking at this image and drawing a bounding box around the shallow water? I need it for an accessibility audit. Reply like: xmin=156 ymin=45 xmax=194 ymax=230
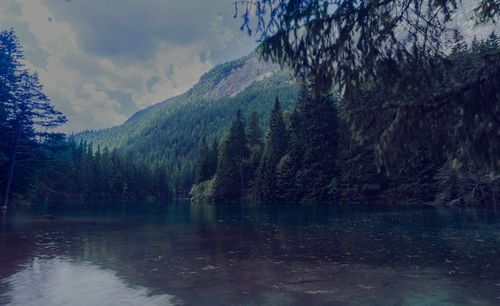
xmin=0 ymin=203 xmax=499 ymax=306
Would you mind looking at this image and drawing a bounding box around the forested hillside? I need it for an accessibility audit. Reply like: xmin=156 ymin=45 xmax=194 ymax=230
xmin=0 ymin=37 xmax=298 ymax=205
xmin=0 ymin=30 xmax=174 ymax=205
xmin=191 ymin=33 xmax=500 ymax=206
xmin=76 ymin=53 xmax=299 ymax=195
xmin=2 ymin=0 xmax=498 ymax=207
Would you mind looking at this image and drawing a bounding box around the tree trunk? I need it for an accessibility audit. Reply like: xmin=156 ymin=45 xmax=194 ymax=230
xmin=3 ymin=125 xmax=22 ymax=211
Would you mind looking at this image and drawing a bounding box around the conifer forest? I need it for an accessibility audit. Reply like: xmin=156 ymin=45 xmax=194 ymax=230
xmin=0 ymin=1 xmax=499 ymax=305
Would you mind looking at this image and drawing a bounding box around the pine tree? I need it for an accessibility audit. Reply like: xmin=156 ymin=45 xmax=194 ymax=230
xmin=246 ymin=111 xmax=263 ymax=185
xmin=255 ymin=97 xmax=288 ymax=201
xmin=0 ymin=30 xmax=20 ymax=171
xmin=275 ymin=107 xmax=304 ymax=201
xmin=214 ymin=110 xmax=249 ymax=201
xmin=0 ymin=30 xmax=66 ymax=209
xmin=295 ymin=86 xmax=339 ymax=202
xmin=208 ymin=139 xmax=218 ymax=178
xmin=247 ymin=111 xmax=262 ymax=147
xmin=238 ymin=1 xmax=500 ymax=175
xmin=195 ymin=137 xmax=212 ymax=183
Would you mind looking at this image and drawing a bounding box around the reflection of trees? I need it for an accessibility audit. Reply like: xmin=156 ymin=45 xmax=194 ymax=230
xmin=71 ymin=204 xmax=500 ymax=281
xmin=1 ymin=205 xmax=498 ymax=303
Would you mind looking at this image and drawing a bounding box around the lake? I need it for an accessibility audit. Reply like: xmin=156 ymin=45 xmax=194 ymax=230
xmin=0 ymin=203 xmax=498 ymax=306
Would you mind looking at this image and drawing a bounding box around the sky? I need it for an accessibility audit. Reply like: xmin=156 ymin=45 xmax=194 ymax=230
xmin=0 ymin=0 xmax=258 ymax=132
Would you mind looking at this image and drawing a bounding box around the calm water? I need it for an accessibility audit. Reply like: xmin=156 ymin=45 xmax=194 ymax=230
xmin=0 ymin=203 xmax=499 ymax=306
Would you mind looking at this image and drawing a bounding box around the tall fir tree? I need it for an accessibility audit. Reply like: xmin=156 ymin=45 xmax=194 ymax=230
xmin=214 ymin=110 xmax=249 ymax=201
xmin=247 ymin=111 xmax=263 ymax=147
xmin=0 ymin=30 xmax=66 ymax=209
xmin=246 ymin=111 xmax=263 ymax=185
xmin=296 ymin=87 xmax=339 ymax=202
xmin=208 ymin=139 xmax=218 ymax=181
xmin=275 ymin=106 xmax=304 ymax=201
xmin=255 ymin=97 xmax=288 ymax=202
xmin=194 ymin=137 xmax=212 ymax=184
xmin=0 ymin=30 xmax=20 ymax=170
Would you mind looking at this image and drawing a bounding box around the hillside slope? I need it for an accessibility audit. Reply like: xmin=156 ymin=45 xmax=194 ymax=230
xmin=76 ymin=53 xmax=299 ymax=192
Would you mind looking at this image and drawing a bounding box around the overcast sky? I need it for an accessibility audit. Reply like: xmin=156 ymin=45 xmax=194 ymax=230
xmin=0 ymin=0 xmax=257 ymax=132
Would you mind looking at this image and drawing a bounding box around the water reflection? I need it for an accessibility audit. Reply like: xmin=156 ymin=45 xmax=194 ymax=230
xmin=1 ymin=257 xmax=176 ymax=306
xmin=0 ymin=203 xmax=498 ymax=305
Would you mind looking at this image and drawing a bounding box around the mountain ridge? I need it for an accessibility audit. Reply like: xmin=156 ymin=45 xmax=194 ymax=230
xmin=75 ymin=52 xmax=298 ymax=190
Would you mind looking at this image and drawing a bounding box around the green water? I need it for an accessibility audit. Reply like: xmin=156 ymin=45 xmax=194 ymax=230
xmin=0 ymin=203 xmax=499 ymax=305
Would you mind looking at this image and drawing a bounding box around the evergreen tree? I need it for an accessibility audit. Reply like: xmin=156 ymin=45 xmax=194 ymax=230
xmin=295 ymin=86 xmax=339 ymax=202
xmin=152 ymin=163 xmax=172 ymax=203
xmin=275 ymin=107 xmax=304 ymax=201
xmin=208 ymin=139 xmax=219 ymax=178
xmin=0 ymin=30 xmax=20 ymax=171
xmin=246 ymin=111 xmax=263 ymax=185
xmin=0 ymin=30 xmax=66 ymax=209
xmin=267 ymin=98 xmax=288 ymax=163
xmin=27 ymin=138 xmax=176 ymax=204
xmin=195 ymin=137 xmax=212 ymax=184
xmin=275 ymin=154 xmax=298 ymax=202
xmin=255 ymin=97 xmax=288 ymax=201
xmin=247 ymin=111 xmax=263 ymax=147
xmin=238 ymin=1 xmax=500 ymax=175
xmin=214 ymin=110 xmax=249 ymax=201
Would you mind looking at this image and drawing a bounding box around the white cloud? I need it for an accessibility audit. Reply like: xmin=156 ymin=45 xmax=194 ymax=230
xmin=131 ymin=43 xmax=213 ymax=108
xmin=0 ymin=0 xmax=257 ymax=132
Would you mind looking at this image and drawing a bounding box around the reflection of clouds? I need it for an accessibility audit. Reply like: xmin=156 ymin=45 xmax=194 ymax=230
xmin=3 ymin=257 xmax=178 ymax=306
xmin=0 ymin=205 xmax=498 ymax=305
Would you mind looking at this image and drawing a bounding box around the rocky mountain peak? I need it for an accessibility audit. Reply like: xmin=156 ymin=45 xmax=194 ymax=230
xmin=203 ymin=54 xmax=279 ymax=101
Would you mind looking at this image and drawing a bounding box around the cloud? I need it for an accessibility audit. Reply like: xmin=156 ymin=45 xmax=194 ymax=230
xmin=0 ymin=0 xmax=257 ymax=132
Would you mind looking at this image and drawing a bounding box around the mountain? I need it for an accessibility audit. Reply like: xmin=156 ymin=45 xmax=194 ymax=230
xmin=75 ymin=53 xmax=299 ymax=192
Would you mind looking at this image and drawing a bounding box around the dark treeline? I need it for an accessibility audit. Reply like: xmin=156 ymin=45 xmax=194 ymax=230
xmin=192 ymin=35 xmax=500 ymax=206
xmin=4 ymin=135 xmax=174 ymax=204
xmin=0 ymin=29 xmax=66 ymax=208
xmin=190 ymin=86 xmax=341 ymax=204
xmin=74 ymin=62 xmax=298 ymax=198
xmin=0 ymin=29 xmax=173 ymax=206
xmin=35 ymin=140 xmax=174 ymax=203
xmin=228 ymin=0 xmax=500 ymax=207
xmin=0 ymin=20 xmax=500 ymax=206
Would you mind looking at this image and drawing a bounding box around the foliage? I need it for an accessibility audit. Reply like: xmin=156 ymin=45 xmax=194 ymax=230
xmin=189 ymin=177 xmax=216 ymax=204
xmin=214 ymin=110 xmax=249 ymax=201
xmin=253 ymin=97 xmax=288 ymax=201
xmin=246 ymin=111 xmax=264 ymax=186
xmin=236 ymin=0 xmax=500 ymax=174
xmin=294 ymin=86 xmax=339 ymax=202
xmin=195 ymin=84 xmax=340 ymax=204
xmin=76 ymin=59 xmax=299 ymax=195
xmin=346 ymin=34 xmax=500 ymax=174
xmin=435 ymin=162 xmax=499 ymax=207
xmin=194 ymin=137 xmax=218 ymax=184
xmin=35 ymin=140 xmax=174 ymax=203
xmin=3 ymin=16 xmax=496 ymax=206
xmin=0 ymin=29 xmax=66 ymax=207
xmin=237 ymin=0 xmax=498 ymax=88
xmin=247 ymin=111 xmax=263 ymax=146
